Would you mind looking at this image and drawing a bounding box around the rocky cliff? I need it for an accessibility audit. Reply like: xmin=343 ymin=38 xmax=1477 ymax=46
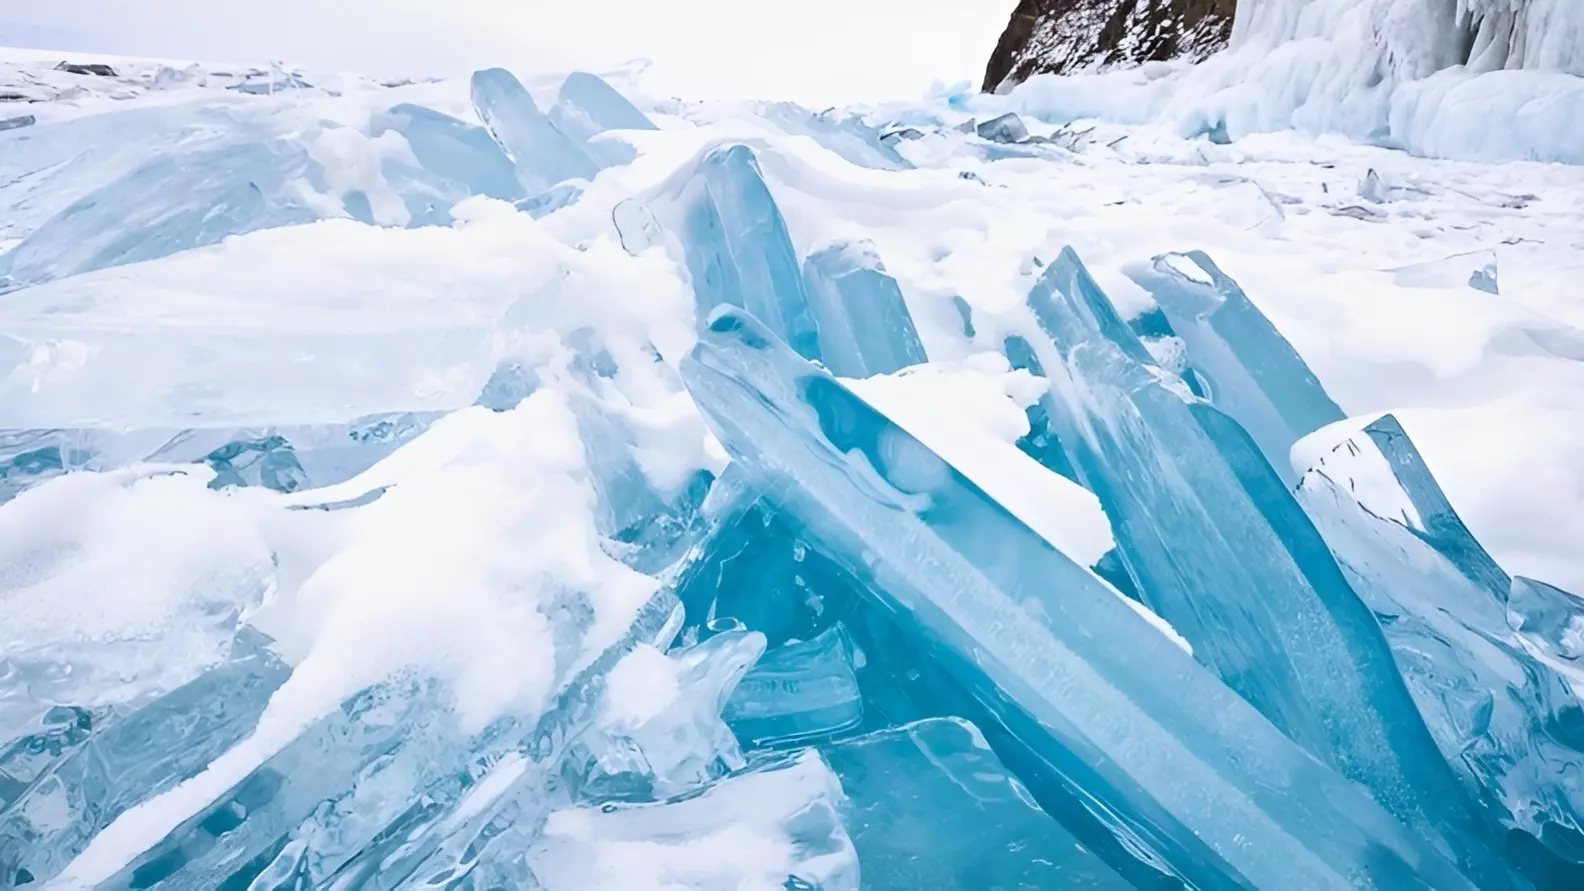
xmin=983 ymin=0 xmax=1236 ymax=92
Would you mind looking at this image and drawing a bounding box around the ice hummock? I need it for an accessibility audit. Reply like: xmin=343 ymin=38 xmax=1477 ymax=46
xmin=681 ymin=305 xmax=1479 ymax=889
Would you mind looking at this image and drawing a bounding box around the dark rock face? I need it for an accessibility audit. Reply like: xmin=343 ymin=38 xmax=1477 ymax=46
xmin=983 ymin=0 xmax=1236 ymax=92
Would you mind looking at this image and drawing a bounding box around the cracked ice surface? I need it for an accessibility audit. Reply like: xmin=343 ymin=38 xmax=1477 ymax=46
xmin=3 ymin=47 xmax=1584 ymax=890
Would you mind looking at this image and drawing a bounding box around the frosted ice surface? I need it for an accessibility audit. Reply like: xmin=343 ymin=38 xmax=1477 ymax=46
xmin=97 ymin=588 xmax=682 ymax=889
xmin=534 ymin=748 xmax=860 ymax=891
xmin=1125 ymin=250 xmax=1346 ymax=483
xmin=801 ymin=241 xmax=929 ymax=378
xmin=724 ymin=624 xmax=864 ymax=748
xmin=760 ymin=103 xmax=913 ymax=171
xmin=682 ymin=305 xmax=1478 ymax=889
xmin=470 ymin=68 xmax=598 ymax=195
xmin=376 ymin=102 xmax=525 ymax=204
xmin=572 ymin=630 xmax=765 ymax=801
xmin=821 ymin=717 xmax=1129 ymax=889
xmin=0 ymin=633 xmax=289 ymax=885
xmin=1392 ymin=250 xmax=1501 ymax=295
xmin=0 ymin=468 xmax=274 ymax=736
xmin=549 ymin=71 xmax=656 ymax=168
xmin=0 ymin=140 xmax=320 ymax=288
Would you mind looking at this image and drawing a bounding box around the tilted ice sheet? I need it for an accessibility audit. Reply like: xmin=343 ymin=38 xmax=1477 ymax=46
xmin=1297 ymin=427 xmax=1584 ymax=877
xmin=1012 ymin=248 xmax=1506 ymax=883
xmin=682 ymin=305 xmax=1478 ymax=889
xmin=0 ymin=198 xmax=688 ymax=429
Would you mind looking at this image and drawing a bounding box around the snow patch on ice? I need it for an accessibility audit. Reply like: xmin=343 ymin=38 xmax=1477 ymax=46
xmin=842 ymin=357 xmax=1114 ymax=568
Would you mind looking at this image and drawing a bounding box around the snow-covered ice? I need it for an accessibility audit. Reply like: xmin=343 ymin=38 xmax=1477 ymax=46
xmin=2 ymin=19 xmax=1583 ymax=887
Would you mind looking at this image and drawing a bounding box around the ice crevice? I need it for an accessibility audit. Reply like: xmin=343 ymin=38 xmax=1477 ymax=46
xmin=2 ymin=55 xmax=1583 ymax=891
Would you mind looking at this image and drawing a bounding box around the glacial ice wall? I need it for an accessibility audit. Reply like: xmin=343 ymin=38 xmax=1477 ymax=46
xmin=996 ymin=0 xmax=1584 ymax=163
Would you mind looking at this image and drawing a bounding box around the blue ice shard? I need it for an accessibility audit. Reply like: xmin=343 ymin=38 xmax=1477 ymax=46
xmin=725 ymin=623 xmax=864 ymax=748
xmin=98 ymin=589 xmax=680 ymax=889
xmin=548 ymin=71 xmax=656 ymax=168
xmin=1351 ymin=414 xmax=1511 ymax=595
xmin=760 ymin=103 xmax=912 ymax=171
xmin=662 ymin=144 xmax=819 ymax=357
xmin=976 ymin=112 xmax=1030 ymax=144
xmin=1510 ymin=576 xmax=1584 ymax=665
xmin=1125 ymin=250 xmax=1345 ymax=483
xmin=801 ymin=241 xmax=929 ymax=377
xmin=469 ymin=68 xmax=597 ymax=195
xmin=0 ymin=141 xmax=320 ymax=287
xmin=1021 ymin=249 xmax=1506 ymax=882
xmin=821 ymin=717 xmax=1129 ymax=889
xmin=569 ymin=630 xmax=765 ymax=801
xmin=0 ymin=116 xmax=34 ymax=133
xmin=532 ymin=748 xmax=860 ymax=891
xmin=681 ymin=305 xmax=1481 ymax=889
xmin=1297 ymin=423 xmax=1584 ymax=874
xmin=0 ymin=633 xmax=289 ymax=886
xmin=0 ymin=413 xmax=439 ymax=507
xmin=377 ymin=102 xmax=524 ymax=203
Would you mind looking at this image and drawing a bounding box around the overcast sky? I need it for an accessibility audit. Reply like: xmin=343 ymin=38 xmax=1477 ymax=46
xmin=0 ymin=1 xmax=1017 ymax=104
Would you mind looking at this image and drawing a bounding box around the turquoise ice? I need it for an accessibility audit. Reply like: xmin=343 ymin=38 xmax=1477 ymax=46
xmin=801 ymin=241 xmax=929 ymax=377
xmin=1125 ymin=250 xmax=1345 ymax=484
xmin=681 ymin=304 xmax=1479 ymax=889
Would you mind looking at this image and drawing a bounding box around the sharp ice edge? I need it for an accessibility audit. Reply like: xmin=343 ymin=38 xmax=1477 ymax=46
xmin=4 ymin=57 xmax=1578 ymax=891
xmin=1143 ymin=246 xmax=1584 ymax=880
xmin=681 ymin=304 xmax=1477 ymax=889
xmin=1297 ymin=423 xmax=1584 ymax=873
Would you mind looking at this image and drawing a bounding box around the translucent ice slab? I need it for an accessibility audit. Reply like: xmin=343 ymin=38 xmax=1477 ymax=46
xmin=548 ymin=71 xmax=657 ymax=168
xmin=1297 ymin=420 xmax=1584 ymax=875
xmin=651 ymin=144 xmax=819 ymax=355
xmin=821 ymin=717 xmax=1129 ymax=889
xmin=0 ymin=633 xmax=289 ymax=886
xmin=568 ymin=630 xmax=765 ymax=801
xmin=725 ymin=624 xmax=865 ymax=748
xmin=1017 ymin=249 xmax=1503 ymax=880
xmin=1124 ymin=250 xmax=1345 ymax=484
xmin=533 ymin=747 xmax=859 ymax=891
xmin=470 ymin=68 xmax=598 ymax=195
xmin=801 ymin=241 xmax=929 ymax=378
xmin=680 ymin=305 xmax=1481 ymax=889
xmin=0 ymin=413 xmax=438 ymax=506
xmin=96 ymin=588 xmax=681 ymax=889
xmin=374 ymin=102 xmax=526 ymax=208
xmin=0 ymin=140 xmax=321 ymax=288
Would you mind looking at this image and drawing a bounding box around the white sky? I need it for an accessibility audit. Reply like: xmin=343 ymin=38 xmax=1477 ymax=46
xmin=0 ymin=1 xmax=1018 ymax=104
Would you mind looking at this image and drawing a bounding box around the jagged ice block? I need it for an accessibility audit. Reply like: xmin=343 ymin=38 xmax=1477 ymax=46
xmin=1016 ymin=248 xmax=1507 ymax=884
xmin=1124 ymin=250 xmax=1345 ymax=484
xmin=680 ymin=304 xmax=1478 ymax=890
xmin=801 ymin=241 xmax=929 ymax=378
xmin=470 ymin=68 xmax=598 ymax=195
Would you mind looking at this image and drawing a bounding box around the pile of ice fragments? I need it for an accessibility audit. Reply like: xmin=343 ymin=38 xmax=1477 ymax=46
xmin=3 ymin=63 xmax=1583 ymax=891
